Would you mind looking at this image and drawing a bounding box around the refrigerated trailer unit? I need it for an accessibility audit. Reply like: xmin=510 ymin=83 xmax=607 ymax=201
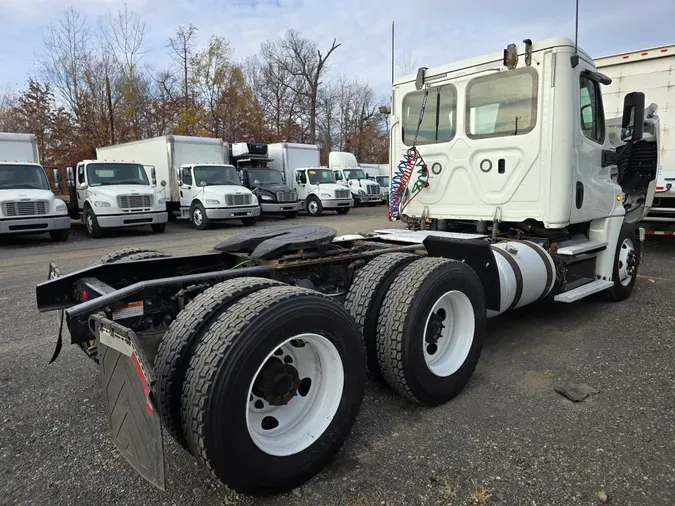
xmin=36 ymin=37 xmax=658 ymax=498
xmin=595 ymin=44 xmax=675 ymax=235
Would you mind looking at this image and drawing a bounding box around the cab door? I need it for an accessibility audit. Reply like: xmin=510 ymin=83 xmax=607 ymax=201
xmin=294 ymin=169 xmax=309 ymax=200
xmin=178 ymin=166 xmax=194 ymax=209
xmin=76 ymin=163 xmax=86 ymax=208
xmin=569 ymin=67 xmax=618 ymax=223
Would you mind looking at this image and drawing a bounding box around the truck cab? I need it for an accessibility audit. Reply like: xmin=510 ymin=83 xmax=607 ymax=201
xmin=0 ymin=133 xmax=70 ymax=241
xmin=292 ymin=167 xmax=353 ymax=216
xmin=67 ymin=160 xmax=168 ymax=238
xmin=0 ymin=161 xmax=70 ymax=241
xmin=177 ymin=163 xmax=260 ymax=229
xmin=329 ymin=152 xmax=383 ymax=205
xmin=230 ymin=142 xmax=302 ymax=218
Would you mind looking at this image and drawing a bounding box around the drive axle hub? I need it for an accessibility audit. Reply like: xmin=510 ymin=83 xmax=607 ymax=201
xmin=253 ymin=357 xmax=301 ymax=406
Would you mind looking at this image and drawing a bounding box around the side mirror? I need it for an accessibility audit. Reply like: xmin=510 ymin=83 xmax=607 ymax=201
xmin=199 ymin=180 xmax=207 ymax=187
xmin=80 ymin=182 xmax=89 ymax=190
xmin=415 ymin=67 xmax=428 ymax=90
xmin=66 ymin=167 xmax=74 ymax=188
xmin=52 ymin=169 xmax=60 ymax=190
xmin=151 ymin=166 xmax=157 ymax=186
xmin=622 ymin=92 xmax=645 ymax=142
xmin=160 ymin=180 xmax=167 ymax=187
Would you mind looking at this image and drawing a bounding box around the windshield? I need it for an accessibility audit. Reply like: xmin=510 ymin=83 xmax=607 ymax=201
xmin=0 ymin=164 xmax=50 ymax=190
xmin=376 ymin=176 xmax=390 ymax=187
xmin=194 ymin=165 xmax=240 ymax=186
xmin=87 ymin=163 xmax=149 ymax=186
xmin=247 ymin=168 xmax=284 ymax=185
xmin=343 ymin=169 xmax=367 ymax=180
xmin=308 ymin=169 xmax=336 ymax=184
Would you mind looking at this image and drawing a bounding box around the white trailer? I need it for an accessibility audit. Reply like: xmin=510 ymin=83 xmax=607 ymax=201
xmin=267 ymin=143 xmax=353 ymax=215
xmin=0 ymin=133 xmax=70 ymax=241
xmin=97 ymin=136 xmax=260 ymax=228
xmin=595 ymin=44 xmax=675 ymax=235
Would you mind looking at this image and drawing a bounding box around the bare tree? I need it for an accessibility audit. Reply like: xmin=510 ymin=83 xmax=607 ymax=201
xmin=100 ymin=2 xmax=149 ymax=82
xmin=261 ymin=30 xmax=340 ymax=144
xmin=38 ymin=7 xmax=91 ymax=117
xmin=0 ymin=85 xmax=18 ymax=131
xmin=398 ymin=51 xmax=418 ymax=76
xmin=168 ymin=24 xmax=198 ymax=110
xmin=192 ymin=36 xmax=233 ymax=137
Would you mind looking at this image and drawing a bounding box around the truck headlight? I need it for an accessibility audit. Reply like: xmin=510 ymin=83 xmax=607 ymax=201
xmin=55 ymin=204 xmax=67 ymax=212
xmin=358 ymin=189 xmax=366 ymax=195
xmin=251 ymin=195 xmax=259 ymax=205
xmin=205 ymin=199 xmax=220 ymax=205
xmin=320 ymin=193 xmax=331 ymax=198
xmin=94 ymin=201 xmax=111 ymax=207
xmin=158 ymin=197 xmax=167 ymax=204
xmin=261 ymin=195 xmax=273 ymax=201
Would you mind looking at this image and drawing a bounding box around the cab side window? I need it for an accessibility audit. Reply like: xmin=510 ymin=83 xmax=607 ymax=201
xmin=181 ymin=167 xmax=193 ymax=186
xmin=333 ymin=170 xmax=342 ymax=181
xmin=296 ymin=170 xmax=306 ymax=184
xmin=77 ymin=165 xmax=85 ymax=184
xmin=580 ymin=76 xmax=605 ymax=144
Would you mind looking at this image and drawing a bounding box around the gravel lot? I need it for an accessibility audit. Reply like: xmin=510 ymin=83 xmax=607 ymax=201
xmin=1 ymin=208 xmax=674 ymax=506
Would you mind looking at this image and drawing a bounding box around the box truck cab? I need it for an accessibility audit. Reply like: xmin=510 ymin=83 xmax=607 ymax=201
xmin=266 ymin=142 xmax=354 ymax=216
xmin=66 ymin=160 xmax=168 ymax=238
xmin=329 ymin=152 xmax=383 ymax=205
xmin=177 ymin=163 xmax=260 ymax=229
xmin=230 ymin=142 xmax=302 ymax=218
xmin=293 ymin=167 xmax=353 ymax=216
xmin=0 ymin=133 xmax=70 ymax=241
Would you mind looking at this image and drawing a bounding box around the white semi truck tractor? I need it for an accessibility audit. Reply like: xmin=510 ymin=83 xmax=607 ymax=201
xmin=36 ymin=37 xmax=659 ymax=498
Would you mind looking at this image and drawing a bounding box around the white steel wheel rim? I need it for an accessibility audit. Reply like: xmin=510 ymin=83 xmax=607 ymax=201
xmin=86 ymin=214 xmax=93 ymax=234
xmin=308 ymin=201 xmax=318 ymax=214
xmin=246 ymin=333 xmax=344 ymax=457
xmin=422 ymin=290 xmax=475 ymax=377
xmin=618 ymin=238 xmax=635 ymax=286
xmin=192 ymin=208 xmax=203 ymax=226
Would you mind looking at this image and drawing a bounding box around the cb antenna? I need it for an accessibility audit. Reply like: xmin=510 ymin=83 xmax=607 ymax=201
xmin=571 ymin=0 xmax=580 ymax=67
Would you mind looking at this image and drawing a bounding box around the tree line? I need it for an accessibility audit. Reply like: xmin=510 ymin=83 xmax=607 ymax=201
xmin=0 ymin=4 xmax=389 ymax=170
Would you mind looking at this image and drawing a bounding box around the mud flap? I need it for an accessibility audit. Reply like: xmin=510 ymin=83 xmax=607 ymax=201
xmin=90 ymin=314 xmax=166 ymax=490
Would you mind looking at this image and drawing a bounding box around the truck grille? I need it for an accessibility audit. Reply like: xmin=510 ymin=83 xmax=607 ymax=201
xmin=117 ymin=195 xmax=152 ymax=209
xmin=225 ymin=194 xmax=253 ymax=206
xmin=366 ymin=184 xmax=380 ymax=195
xmin=276 ymin=191 xmax=297 ymax=202
xmin=335 ymin=189 xmax=351 ymax=199
xmin=2 ymin=200 xmax=48 ymax=217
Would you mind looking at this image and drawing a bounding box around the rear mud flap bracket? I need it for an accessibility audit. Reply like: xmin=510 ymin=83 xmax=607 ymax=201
xmin=91 ymin=314 xmax=166 ymax=490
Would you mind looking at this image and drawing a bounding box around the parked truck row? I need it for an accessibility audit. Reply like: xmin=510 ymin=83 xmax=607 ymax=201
xmin=0 ymin=132 xmax=391 ymax=241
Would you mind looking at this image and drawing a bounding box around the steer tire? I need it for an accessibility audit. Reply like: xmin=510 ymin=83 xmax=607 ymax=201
xmin=77 ymin=248 xmax=173 ymax=363
xmin=154 ymin=277 xmax=284 ymax=450
xmin=344 ymin=252 xmax=418 ymax=379
xmin=602 ymin=224 xmax=639 ymax=302
xmin=181 ymin=285 xmax=366 ymax=496
xmin=376 ymin=257 xmax=487 ymax=406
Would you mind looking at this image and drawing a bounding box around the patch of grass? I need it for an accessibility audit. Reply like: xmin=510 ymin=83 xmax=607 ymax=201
xmin=470 ymin=479 xmax=491 ymax=503
xmin=442 ymin=479 xmax=458 ymax=502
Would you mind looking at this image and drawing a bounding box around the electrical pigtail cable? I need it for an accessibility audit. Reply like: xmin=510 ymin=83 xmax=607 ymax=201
xmin=388 ymin=85 xmax=431 ymax=221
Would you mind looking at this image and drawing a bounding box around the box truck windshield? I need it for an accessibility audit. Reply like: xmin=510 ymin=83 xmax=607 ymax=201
xmin=194 ymin=165 xmax=240 ymax=186
xmin=0 ymin=165 xmax=50 ymax=190
xmin=247 ymin=168 xmax=284 ymax=185
xmin=87 ymin=163 xmax=149 ymax=186
xmin=343 ymin=168 xmax=367 ymax=180
xmin=308 ymin=169 xmax=335 ymax=184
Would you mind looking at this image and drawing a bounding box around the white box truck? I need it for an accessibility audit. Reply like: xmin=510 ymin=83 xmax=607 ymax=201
xmin=360 ymin=163 xmax=390 ymax=203
xmin=328 ymin=152 xmax=384 ymax=205
xmin=97 ymin=136 xmax=260 ymax=229
xmin=64 ymin=159 xmax=168 ymax=238
xmin=0 ymin=133 xmax=70 ymax=241
xmin=267 ymin=142 xmax=353 ymax=216
xmin=595 ymin=44 xmax=675 ymax=235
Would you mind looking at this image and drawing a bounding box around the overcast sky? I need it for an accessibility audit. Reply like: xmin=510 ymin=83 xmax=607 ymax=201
xmin=1 ymin=0 xmax=674 ymax=101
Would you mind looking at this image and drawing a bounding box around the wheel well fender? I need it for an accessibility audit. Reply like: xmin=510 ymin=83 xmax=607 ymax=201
xmin=422 ymin=236 xmax=500 ymax=312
